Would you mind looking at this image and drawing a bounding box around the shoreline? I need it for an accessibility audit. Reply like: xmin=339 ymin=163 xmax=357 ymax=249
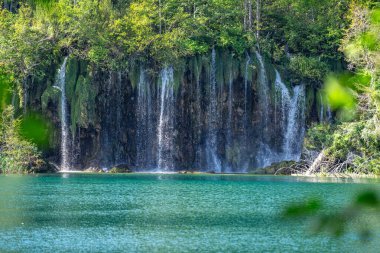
xmin=55 ymin=170 xmax=380 ymax=178
xmin=291 ymin=172 xmax=380 ymax=179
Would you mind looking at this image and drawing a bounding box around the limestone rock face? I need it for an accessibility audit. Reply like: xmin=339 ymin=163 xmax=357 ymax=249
xmin=33 ymin=50 xmax=315 ymax=172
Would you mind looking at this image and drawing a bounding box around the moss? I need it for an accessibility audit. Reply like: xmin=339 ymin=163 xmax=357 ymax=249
xmin=128 ymin=60 xmax=140 ymax=90
xmin=79 ymin=61 xmax=88 ymax=76
xmin=41 ymin=86 xmax=60 ymax=111
xmin=251 ymin=161 xmax=296 ymax=175
xmin=305 ymin=87 xmax=315 ymax=117
xmin=173 ymin=59 xmax=186 ymax=92
xmin=70 ymin=75 xmax=97 ymax=136
xmin=190 ymin=55 xmax=203 ymax=83
xmin=109 ymin=167 xmax=131 ymax=173
xmin=65 ymin=57 xmax=80 ymax=104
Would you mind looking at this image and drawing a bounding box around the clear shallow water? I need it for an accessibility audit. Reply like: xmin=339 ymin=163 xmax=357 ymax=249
xmin=0 ymin=174 xmax=379 ymax=252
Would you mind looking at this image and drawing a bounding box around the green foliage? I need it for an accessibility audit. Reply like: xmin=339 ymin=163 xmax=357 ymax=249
xmin=41 ymin=85 xmax=60 ymax=111
xmin=70 ymin=75 xmax=96 ymax=134
xmin=0 ymin=106 xmax=44 ymax=173
xmin=288 ymin=56 xmax=330 ymax=82
xmin=304 ymin=123 xmax=334 ymax=151
xmin=0 ymin=70 xmax=13 ymax=112
xmin=304 ymin=4 xmax=380 ymax=175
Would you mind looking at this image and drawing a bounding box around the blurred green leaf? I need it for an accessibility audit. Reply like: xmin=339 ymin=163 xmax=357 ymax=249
xmin=325 ymin=75 xmax=356 ymax=110
xmin=283 ymin=199 xmax=322 ymax=217
xmin=20 ymin=113 xmax=52 ymax=150
xmin=370 ymin=8 xmax=380 ymax=25
xmin=355 ymin=191 xmax=379 ymax=207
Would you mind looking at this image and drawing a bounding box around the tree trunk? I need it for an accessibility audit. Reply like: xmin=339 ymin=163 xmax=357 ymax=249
xmin=256 ymin=0 xmax=260 ymax=40
xmin=243 ymin=0 xmax=247 ymax=31
xmin=248 ymin=0 xmax=252 ymax=30
xmin=159 ymin=0 xmax=162 ymax=34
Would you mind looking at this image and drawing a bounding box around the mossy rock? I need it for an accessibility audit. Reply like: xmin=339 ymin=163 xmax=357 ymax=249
xmin=70 ymin=75 xmax=97 ymax=135
xmin=109 ymin=164 xmax=131 ymax=173
xmin=253 ymin=161 xmax=296 ymax=175
xmin=66 ymin=58 xmax=80 ymax=103
xmin=41 ymin=86 xmax=60 ymax=111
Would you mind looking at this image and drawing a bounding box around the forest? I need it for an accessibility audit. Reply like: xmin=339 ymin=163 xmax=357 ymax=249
xmin=0 ymin=0 xmax=379 ymax=175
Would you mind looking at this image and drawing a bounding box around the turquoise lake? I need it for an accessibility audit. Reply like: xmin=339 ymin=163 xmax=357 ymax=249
xmin=0 ymin=174 xmax=379 ymax=252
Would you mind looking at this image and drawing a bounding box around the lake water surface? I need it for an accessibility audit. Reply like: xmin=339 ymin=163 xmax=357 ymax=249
xmin=0 ymin=174 xmax=379 ymax=252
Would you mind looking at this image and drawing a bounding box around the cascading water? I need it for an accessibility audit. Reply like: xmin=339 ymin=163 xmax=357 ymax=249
xmin=319 ymin=93 xmax=324 ymax=122
xmin=157 ymin=67 xmax=175 ymax=171
xmin=136 ymin=67 xmax=155 ymax=169
xmin=319 ymin=93 xmax=333 ymax=123
xmin=244 ymin=54 xmax=251 ymax=117
xmin=52 ymin=52 xmax=308 ymax=172
xmin=114 ymin=72 xmax=124 ymax=163
xmin=194 ymin=64 xmax=203 ymax=169
xmin=227 ymin=66 xmax=234 ymax=147
xmin=255 ymin=51 xmax=270 ymax=125
xmin=283 ymin=84 xmax=305 ymax=161
xmin=205 ymin=49 xmax=222 ymax=173
xmin=274 ymin=70 xmax=305 ymax=162
xmin=327 ymin=106 xmax=332 ymax=122
xmin=56 ymin=57 xmax=70 ymax=171
xmin=255 ymin=51 xmax=274 ymax=168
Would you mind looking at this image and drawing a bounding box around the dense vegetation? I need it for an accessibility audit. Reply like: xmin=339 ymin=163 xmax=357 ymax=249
xmin=303 ymin=1 xmax=380 ymax=175
xmin=0 ymin=0 xmax=379 ymax=174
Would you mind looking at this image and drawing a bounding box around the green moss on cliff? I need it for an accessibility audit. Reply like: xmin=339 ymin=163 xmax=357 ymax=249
xmin=65 ymin=58 xmax=80 ymax=104
xmin=41 ymin=86 xmax=60 ymax=111
xmin=70 ymin=75 xmax=97 ymax=136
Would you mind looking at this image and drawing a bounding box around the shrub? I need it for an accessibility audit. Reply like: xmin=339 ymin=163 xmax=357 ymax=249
xmin=0 ymin=106 xmax=44 ymax=174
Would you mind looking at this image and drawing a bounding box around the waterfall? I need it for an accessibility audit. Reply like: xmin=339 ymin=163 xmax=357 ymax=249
xmin=206 ymin=49 xmax=222 ymax=172
xmin=227 ymin=66 xmax=234 ymax=147
xmin=194 ymin=65 xmax=203 ymax=169
xmin=255 ymin=51 xmax=273 ymax=168
xmin=255 ymin=67 xmax=305 ymax=168
xmin=114 ymin=71 xmax=124 ymax=164
xmin=56 ymin=57 xmax=70 ymax=171
xmin=275 ymin=70 xmax=291 ymax=135
xmin=274 ymin=70 xmax=305 ymax=162
xmin=319 ymin=93 xmax=324 ymax=122
xmin=327 ymin=106 xmax=332 ymax=122
xmin=319 ymin=92 xmax=333 ymax=122
xmin=255 ymin=51 xmax=270 ymax=126
xmin=136 ymin=67 xmax=155 ymax=169
xmin=244 ymin=54 xmax=251 ymax=117
xmin=283 ymin=85 xmax=305 ymax=161
xmin=99 ymin=71 xmax=127 ymax=168
xmin=157 ymin=67 xmax=175 ymax=171
xmin=225 ymin=64 xmax=234 ymax=172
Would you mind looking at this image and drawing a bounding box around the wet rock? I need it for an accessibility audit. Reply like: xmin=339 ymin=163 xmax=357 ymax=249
xmin=109 ymin=164 xmax=132 ymax=173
